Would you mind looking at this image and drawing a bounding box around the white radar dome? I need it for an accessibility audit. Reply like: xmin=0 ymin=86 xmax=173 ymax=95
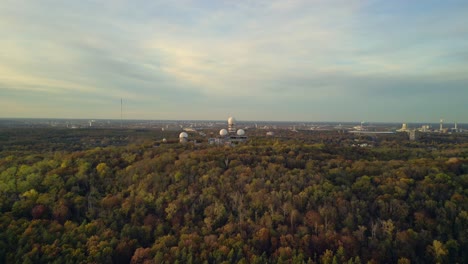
xmin=219 ymin=129 xmax=228 ymax=136
xmin=179 ymin=132 xmax=188 ymax=138
xmin=237 ymin=129 xmax=245 ymax=136
xmin=228 ymin=117 xmax=236 ymax=125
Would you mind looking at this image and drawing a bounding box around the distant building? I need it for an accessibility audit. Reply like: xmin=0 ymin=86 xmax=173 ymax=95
xmin=179 ymin=132 xmax=188 ymax=143
xmin=229 ymin=129 xmax=247 ymax=143
xmin=209 ymin=117 xmax=248 ymax=145
xmin=397 ymin=123 xmax=409 ymax=132
xmin=451 ymin=123 xmax=460 ymax=133
xmin=418 ymin=125 xmax=431 ymax=132
xmin=408 ymin=130 xmax=420 ymax=141
xmin=353 ymin=121 xmax=366 ymax=131
xmin=228 ymin=117 xmax=236 ymax=133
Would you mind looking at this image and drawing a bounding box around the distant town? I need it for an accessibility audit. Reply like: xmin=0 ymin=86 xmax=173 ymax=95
xmin=0 ymin=117 xmax=464 ymax=134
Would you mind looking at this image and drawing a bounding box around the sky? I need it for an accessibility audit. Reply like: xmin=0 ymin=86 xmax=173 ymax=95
xmin=1 ymin=0 xmax=467 ymax=122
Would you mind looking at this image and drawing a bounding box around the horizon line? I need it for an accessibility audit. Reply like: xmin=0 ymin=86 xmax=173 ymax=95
xmin=0 ymin=117 xmax=465 ymax=125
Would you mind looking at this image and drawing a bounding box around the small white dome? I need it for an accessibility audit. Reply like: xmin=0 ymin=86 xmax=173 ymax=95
xmin=228 ymin=117 xmax=236 ymax=125
xmin=179 ymin=132 xmax=188 ymax=138
xmin=219 ymin=129 xmax=228 ymax=136
xmin=237 ymin=129 xmax=245 ymax=136
xmin=162 ymin=138 xmax=167 ymax=143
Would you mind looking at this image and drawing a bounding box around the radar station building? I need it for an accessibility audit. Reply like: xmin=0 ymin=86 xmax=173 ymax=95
xmin=209 ymin=116 xmax=248 ymax=145
xmin=179 ymin=132 xmax=188 ymax=143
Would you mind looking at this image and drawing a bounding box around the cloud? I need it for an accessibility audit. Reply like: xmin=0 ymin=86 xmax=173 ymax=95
xmin=141 ymin=1 xmax=362 ymax=98
xmin=0 ymin=0 xmax=467 ymax=121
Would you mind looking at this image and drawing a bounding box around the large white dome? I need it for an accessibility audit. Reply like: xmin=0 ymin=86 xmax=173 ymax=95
xmin=179 ymin=132 xmax=188 ymax=138
xmin=219 ymin=129 xmax=228 ymax=136
xmin=237 ymin=129 xmax=245 ymax=136
xmin=228 ymin=117 xmax=236 ymax=125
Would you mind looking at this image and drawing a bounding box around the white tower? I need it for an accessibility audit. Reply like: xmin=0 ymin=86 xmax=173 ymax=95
xmin=440 ymin=119 xmax=443 ymax=131
xmin=228 ymin=117 xmax=236 ymax=133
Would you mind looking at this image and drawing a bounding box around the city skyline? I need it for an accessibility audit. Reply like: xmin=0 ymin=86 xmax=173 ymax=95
xmin=1 ymin=1 xmax=468 ymax=122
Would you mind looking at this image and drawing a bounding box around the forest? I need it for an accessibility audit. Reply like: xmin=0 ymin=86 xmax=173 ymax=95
xmin=0 ymin=128 xmax=467 ymax=263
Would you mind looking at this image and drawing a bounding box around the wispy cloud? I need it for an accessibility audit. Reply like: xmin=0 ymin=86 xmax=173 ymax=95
xmin=1 ymin=0 xmax=467 ymax=121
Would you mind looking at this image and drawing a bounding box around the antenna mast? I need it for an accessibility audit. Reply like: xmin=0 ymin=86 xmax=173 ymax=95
xmin=120 ymin=98 xmax=123 ymax=128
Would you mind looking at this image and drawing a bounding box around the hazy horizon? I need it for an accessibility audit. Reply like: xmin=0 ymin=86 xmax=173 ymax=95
xmin=1 ymin=1 xmax=468 ymax=122
xmin=1 ymin=117 xmax=466 ymax=126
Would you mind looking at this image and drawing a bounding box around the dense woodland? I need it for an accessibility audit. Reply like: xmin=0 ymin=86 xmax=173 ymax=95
xmin=0 ymin=128 xmax=467 ymax=263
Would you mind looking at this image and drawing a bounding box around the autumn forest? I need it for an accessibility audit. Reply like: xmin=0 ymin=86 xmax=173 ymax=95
xmin=0 ymin=128 xmax=467 ymax=263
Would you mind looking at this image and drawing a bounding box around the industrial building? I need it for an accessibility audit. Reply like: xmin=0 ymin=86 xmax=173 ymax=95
xmin=208 ymin=116 xmax=248 ymax=145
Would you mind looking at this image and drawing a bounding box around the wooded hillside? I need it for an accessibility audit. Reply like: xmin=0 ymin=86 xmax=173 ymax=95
xmin=1 ymin=128 xmax=467 ymax=263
